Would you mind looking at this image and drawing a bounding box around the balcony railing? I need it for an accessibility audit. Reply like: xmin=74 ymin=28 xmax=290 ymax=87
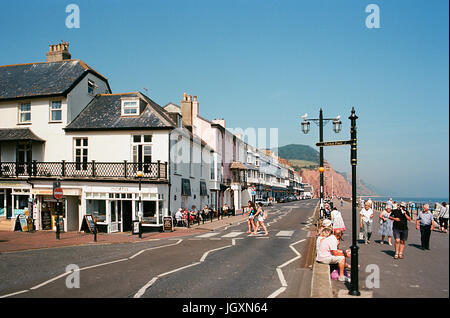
xmin=0 ymin=161 xmax=168 ymax=180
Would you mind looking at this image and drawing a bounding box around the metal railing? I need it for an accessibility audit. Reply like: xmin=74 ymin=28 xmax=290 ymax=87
xmin=0 ymin=160 xmax=168 ymax=180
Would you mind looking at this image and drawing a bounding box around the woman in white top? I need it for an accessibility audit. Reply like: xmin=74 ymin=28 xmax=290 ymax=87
xmin=252 ymin=202 xmax=268 ymax=236
xmin=331 ymin=207 xmax=346 ymax=232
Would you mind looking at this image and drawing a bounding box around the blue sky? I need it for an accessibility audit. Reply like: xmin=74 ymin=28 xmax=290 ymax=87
xmin=0 ymin=0 xmax=448 ymax=198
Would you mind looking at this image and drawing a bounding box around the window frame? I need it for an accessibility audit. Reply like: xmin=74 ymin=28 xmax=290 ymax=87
xmin=18 ymin=102 xmax=31 ymax=124
xmin=121 ymin=99 xmax=139 ymax=116
xmin=74 ymin=137 xmax=88 ymax=170
xmin=49 ymin=100 xmax=63 ymax=123
xmin=88 ymin=79 xmax=96 ymax=96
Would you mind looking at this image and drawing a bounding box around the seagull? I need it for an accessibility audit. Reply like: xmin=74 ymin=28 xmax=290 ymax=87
xmin=335 ymin=115 xmax=341 ymax=120
xmin=301 ymin=113 xmax=308 ymax=119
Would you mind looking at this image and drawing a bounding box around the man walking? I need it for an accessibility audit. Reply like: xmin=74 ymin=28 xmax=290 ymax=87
xmin=360 ymin=202 xmax=374 ymax=244
xmin=390 ymin=202 xmax=411 ymax=259
xmin=416 ymin=204 xmax=434 ymax=250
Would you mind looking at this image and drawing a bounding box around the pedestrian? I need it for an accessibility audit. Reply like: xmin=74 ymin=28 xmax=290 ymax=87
xmin=416 ymin=204 xmax=435 ymax=250
xmin=360 ymin=201 xmax=374 ymax=244
xmin=331 ymin=207 xmax=346 ymax=233
xmin=316 ymin=229 xmax=351 ymax=282
xmin=378 ymin=205 xmax=393 ymax=245
xmin=438 ymin=202 xmax=449 ymax=233
xmin=389 ymin=202 xmax=411 ymax=259
xmin=367 ymin=198 xmax=373 ymax=209
xmin=246 ymin=201 xmax=256 ymax=234
xmin=324 ymin=203 xmax=332 ymax=219
xmin=252 ymin=202 xmax=268 ymax=236
xmin=316 ymin=227 xmax=332 ymax=256
xmin=223 ymin=203 xmax=229 ymax=217
xmin=340 ymin=198 xmax=344 ymax=207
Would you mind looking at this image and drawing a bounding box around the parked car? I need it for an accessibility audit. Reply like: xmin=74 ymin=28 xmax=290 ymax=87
xmin=255 ymin=199 xmax=273 ymax=206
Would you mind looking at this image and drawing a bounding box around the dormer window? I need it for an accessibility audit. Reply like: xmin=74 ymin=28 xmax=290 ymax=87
xmin=121 ymin=100 xmax=139 ymax=116
xmin=88 ymin=80 xmax=95 ymax=95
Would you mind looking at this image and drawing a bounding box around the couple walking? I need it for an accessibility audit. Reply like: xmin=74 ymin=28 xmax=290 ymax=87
xmin=246 ymin=201 xmax=268 ymax=235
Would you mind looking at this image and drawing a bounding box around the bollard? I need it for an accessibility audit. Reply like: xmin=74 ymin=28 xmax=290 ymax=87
xmin=210 ymin=211 xmax=213 ymax=223
xmin=187 ymin=212 xmax=190 ymax=228
xmin=93 ymin=224 xmax=97 ymax=242
xmin=138 ymin=221 xmax=142 ymax=239
xmin=56 ymin=216 xmax=60 ymax=240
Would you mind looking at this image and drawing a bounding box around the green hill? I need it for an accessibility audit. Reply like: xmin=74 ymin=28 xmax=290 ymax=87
xmin=274 ymin=144 xmax=319 ymax=163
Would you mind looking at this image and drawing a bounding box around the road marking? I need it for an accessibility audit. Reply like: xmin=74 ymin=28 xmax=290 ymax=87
xmin=0 ymin=239 xmax=184 ymax=298
xmin=196 ymin=232 xmax=220 ymax=238
xmin=134 ymin=240 xmax=236 ymax=298
xmin=0 ymin=290 xmax=30 ymax=298
xmin=268 ymin=238 xmax=305 ymax=299
xmin=222 ymin=232 xmax=244 ymax=238
xmin=276 ymin=231 xmax=294 ymax=237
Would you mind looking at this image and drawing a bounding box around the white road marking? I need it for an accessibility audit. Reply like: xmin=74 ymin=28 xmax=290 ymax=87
xmin=0 ymin=239 xmax=184 ymax=298
xmin=268 ymin=238 xmax=306 ymax=299
xmin=134 ymin=239 xmax=237 ymax=298
xmin=196 ymin=232 xmax=220 ymax=238
xmin=276 ymin=231 xmax=294 ymax=237
xmin=222 ymin=232 xmax=244 ymax=238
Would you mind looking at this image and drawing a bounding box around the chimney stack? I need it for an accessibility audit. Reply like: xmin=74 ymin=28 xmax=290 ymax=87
xmin=46 ymin=41 xmax=71 ymax=62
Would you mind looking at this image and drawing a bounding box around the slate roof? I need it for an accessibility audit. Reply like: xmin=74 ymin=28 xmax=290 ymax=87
xmin=0 ymin=59 xmax=111 ymax=101
xmin=0 ymin=128 xmax=45 ymax=142
xmin=65 ymin=92 xmax=176 ymax=131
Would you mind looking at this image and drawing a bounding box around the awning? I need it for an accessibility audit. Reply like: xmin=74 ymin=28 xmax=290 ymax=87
xmin=0 ymin=128 xmax=45 ymax=143
xmin=230 ymin=161 xmax=247 ymax=170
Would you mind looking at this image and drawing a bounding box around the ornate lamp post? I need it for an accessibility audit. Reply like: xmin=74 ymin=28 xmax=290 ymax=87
xmin=301 ymin=109 xmax=341 ymax=218
xmin=303 ymin=107 xmax=360 ymax=296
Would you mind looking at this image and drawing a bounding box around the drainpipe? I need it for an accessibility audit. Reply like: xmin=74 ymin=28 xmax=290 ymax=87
xmin=168 ymin=130 xmax=172 ymax=220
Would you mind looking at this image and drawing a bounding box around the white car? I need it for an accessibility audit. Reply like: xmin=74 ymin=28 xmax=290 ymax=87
xmin=255 ymin=199 xmax=273 ymax=206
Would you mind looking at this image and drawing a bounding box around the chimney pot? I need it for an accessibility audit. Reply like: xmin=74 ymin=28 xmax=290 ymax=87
xmin=46 ymin=41 xmax=71 ymax=62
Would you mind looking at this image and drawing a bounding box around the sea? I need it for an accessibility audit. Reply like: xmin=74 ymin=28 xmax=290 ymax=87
xmin=359 ymin=196 xmax=449 ymax=205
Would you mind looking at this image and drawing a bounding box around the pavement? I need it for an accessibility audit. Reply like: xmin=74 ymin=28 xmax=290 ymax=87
xmin=0 ymin=213 xmax=249 ymax=253
xmin=313 ymin=199 xmax=449 ymax=298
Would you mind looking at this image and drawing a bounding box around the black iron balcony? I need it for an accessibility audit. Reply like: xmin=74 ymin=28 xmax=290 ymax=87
xmin=0 ymin=160 xmax=168 ymax=181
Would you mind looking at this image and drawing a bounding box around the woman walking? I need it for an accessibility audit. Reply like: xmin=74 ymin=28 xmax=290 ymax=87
xmin=331 ymin=207 xmax=346 ymax=237
xmin=378 ymin=205 xmax=393 ymax=245
xmin=252 ymin=202 xmax=268 ymax=236
xmin=438 ymin=202 xmax=449 ymax=233
xmin=246 ymin=201 xmax=256 ymax=234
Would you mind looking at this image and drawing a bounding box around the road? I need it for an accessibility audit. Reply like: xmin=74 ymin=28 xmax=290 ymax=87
xmin=0 ymin=199 xmax=318 ymax=298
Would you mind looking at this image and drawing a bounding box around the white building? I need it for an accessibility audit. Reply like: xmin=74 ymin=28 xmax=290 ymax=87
xmin=0 ymin=43 xmax=212 ymax=233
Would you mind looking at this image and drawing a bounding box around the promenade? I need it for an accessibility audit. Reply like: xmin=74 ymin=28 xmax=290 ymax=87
xmin=330 ymin=199 xmax=449 ymax=298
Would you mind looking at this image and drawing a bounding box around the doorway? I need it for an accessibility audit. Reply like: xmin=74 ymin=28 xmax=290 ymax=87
xmin=122 ymin=201 xmax=132 ymax=232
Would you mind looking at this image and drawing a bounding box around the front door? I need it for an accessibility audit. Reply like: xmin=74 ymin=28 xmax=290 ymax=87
xmin=110 ymin=201 xmax=122 ymax=233
xmin=6 ymin=189 xmax=12 ymax=219
xmin=122 ymin=201 xmax=132 ymax=232
xmin=16 ymin=143 xmax=32 ymax=174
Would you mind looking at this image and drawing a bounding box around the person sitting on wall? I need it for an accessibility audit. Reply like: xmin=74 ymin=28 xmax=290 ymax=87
xmin=316 ymin=229 xmax=351 ymax=282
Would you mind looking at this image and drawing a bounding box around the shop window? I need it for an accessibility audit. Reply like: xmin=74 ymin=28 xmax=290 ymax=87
xmin=86 ymin=199 xmax=106 ymax=223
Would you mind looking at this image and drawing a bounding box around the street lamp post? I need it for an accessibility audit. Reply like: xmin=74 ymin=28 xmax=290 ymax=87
xmin=301 ymin=109 xmax=341 ymax=218
xmin=303 ymin=107 xmax=360 ymax=296
xmin=348 ymin=108 xmax=360 ymax=296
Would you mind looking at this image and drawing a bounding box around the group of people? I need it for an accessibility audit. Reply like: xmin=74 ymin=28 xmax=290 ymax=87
xmin=315 ymin=197 xmax=449 ymax=282
xmin=174 ymin=205 xmax=215 ymax=226
xmin=245 ymin=201 xmax=268 ymax=236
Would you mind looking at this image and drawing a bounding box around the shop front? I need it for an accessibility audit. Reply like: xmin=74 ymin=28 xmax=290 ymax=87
xmin=32 ymin=187 xmax=82 ymax=232
xmin=0 ymin=183 xmax=32 ymax=219
xmin=83 ymin=183 xmax=168 ymax=233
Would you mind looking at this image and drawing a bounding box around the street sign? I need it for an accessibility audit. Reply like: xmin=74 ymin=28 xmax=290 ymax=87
xmin=53 ymin=187 xmax=63 ymax=200
xmin=316 ymin=140 xmax=352 ymax=147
